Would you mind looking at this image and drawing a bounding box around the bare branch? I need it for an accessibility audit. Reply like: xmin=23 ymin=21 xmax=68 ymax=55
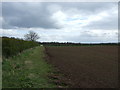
xmin=24 ymin=31 xmax=40 ymax=41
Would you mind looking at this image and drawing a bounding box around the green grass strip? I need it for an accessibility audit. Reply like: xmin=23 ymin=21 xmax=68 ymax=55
xmin=2 ymin=46 xmax=56 ymax=88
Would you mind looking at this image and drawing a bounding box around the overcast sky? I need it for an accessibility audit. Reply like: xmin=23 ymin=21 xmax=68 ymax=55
xmin=1 ymin=2 xmax=118 ymax=43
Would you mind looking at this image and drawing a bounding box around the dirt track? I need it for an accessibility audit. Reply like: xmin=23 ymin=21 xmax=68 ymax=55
xmin=45 ymin=46 xmax=118 ymax=88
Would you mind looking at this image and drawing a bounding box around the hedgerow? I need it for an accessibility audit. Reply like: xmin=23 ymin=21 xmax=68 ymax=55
xmin=2 ymin=37 xmax=39 ymax=58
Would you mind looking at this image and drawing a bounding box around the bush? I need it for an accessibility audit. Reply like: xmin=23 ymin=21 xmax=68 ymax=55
xmin=2 ymin=37 xmax=39 ymax=58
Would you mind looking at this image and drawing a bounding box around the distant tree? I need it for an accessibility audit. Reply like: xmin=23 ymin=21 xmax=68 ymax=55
xmin=24 ymin=31 xmax=40 ymax=42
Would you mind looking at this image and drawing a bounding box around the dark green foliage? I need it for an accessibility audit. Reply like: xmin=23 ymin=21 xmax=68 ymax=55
xmin=2 ymin=37 xmax=39 ymax=58
xmin=39 ymin=42 xmax=118 ymax=46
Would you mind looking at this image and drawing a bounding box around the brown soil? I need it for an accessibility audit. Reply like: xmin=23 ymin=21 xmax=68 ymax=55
xmin=45 ymin=46 xmax=118 ymax=88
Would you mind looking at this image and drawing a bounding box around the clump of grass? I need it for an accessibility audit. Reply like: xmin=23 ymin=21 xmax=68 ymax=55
xmin=2 ymin=46 xmax=56 ymax=88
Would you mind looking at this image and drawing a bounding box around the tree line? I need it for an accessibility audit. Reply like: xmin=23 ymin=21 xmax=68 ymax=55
xmin=39 ymin=42 xmax=119 ymax=46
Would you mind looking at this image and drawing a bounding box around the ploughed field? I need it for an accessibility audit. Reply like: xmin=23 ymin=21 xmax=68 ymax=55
xmin=45 ymin=46 xmax=118 ymax=88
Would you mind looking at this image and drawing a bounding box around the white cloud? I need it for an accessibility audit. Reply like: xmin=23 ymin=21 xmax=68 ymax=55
xmin=0 ymin=29 xmax=19 ymax=37
xmin=51 ymin=10 xmax=67 ymax=28
xmin=1 ymin=27 xmax=118 ymax=43
xmin=2 ymin=2 xmax=118 ymax=43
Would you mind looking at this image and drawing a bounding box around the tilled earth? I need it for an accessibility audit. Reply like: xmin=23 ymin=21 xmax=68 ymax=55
xmin=45 ymin=46 xmax=118 ymax=88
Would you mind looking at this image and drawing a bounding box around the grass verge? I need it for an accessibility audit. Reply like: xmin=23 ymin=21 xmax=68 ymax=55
xmin=2 ymin=46 xmax=57 ymax=88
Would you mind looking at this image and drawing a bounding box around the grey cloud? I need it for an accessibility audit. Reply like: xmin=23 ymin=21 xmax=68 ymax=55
xmin=52 ymin=2 xmax=117 ymax=15
xmin=52 ymin=2 xmax=118 ymax=30
xmin=83 ymin=12 xmax=118 ymax=30
xmin=2 ymin=2 xmax=61 ymax=29
xmin=2 ymin=2 xmax=117 ymax=31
